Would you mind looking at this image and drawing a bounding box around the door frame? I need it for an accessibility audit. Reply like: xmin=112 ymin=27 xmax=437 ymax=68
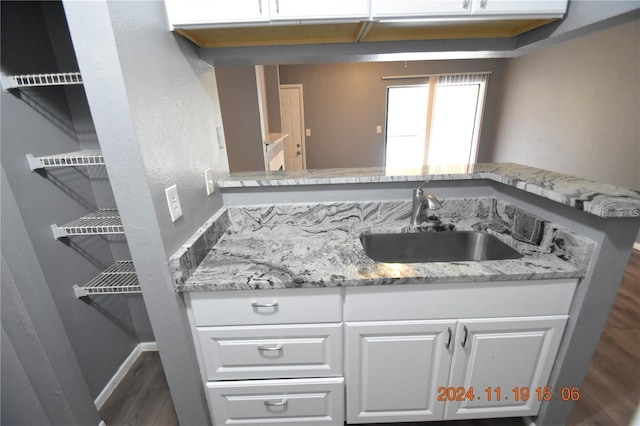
xmin=280 ymin=83 xmax=307 ymax=170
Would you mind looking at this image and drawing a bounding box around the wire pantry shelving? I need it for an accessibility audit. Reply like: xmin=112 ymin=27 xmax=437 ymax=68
xmin=73 ymin=261 xmax=140 ymax=298
xmin=27 ymin=150 xmax=105 ymax=170
xmin=52 ymin=209 xmax=124 ymax=239
xmin=2 ymin=72 xmax=83 ymax=90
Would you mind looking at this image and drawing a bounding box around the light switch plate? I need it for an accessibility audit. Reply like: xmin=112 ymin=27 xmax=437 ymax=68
xmin=376 ymin=125 xmax=382 ymax=134
xmin=165 ymin=184 xmax=183 ymax=222
xmin=204 ymin=168 xmax=215 ymax=195
xmin=216 ymin=126 xmax=225 ymax=149
xmin=305 ymin=128 xmax=311 ymax=137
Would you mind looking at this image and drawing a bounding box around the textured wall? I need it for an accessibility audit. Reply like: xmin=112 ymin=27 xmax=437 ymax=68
xmin=216 ymin=65 xmax=265 ymax=172
xmin=64 ymin=0 xmax=230 ymax=423
xmin=1 ymin=1 xmax=142 ymax=399
xmin=278 ymin=59 xmax=506 ymax=169
xmin=490 ymin=19 xmax=639 ymax=191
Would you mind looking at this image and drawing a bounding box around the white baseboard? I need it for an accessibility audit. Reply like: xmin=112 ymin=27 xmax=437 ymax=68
xmin=634 ymin=242 xmax=640 ymax=252
xmin=94 ymin=342 xmax=158 ymax=410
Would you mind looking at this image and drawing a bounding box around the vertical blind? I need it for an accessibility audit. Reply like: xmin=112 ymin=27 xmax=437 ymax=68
xmin=437 ymin=72 xmax=490 ymax=86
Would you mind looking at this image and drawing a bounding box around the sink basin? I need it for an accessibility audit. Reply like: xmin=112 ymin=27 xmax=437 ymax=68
xmin=360 ymin=231 xmax=523 ymax=263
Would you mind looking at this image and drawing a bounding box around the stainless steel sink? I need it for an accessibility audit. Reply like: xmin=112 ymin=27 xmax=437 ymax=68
xmin=360 ymin=231 xmax=523 ymax=263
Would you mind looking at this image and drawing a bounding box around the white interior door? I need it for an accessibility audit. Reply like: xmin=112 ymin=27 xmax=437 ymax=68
xmin=280 ymin=85 xmax=305 ymax=171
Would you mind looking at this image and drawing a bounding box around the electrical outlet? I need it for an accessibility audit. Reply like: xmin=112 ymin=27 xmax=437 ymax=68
xmin=165 ymin=184 xmax=183 ymax=222
xmin=204 ymin=168 xmax=215 ymax=195
xmin=305 ymin=128 xmax=311 ymax=137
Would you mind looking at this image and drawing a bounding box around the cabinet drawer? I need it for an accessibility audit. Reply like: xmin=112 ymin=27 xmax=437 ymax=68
xmin=207 ymin=377 xmax=344 ymax=425
xmin=198 ymin=324 xmax=342 ymax=380
xmin=188 ymin=287 xmax=342 ymax=326
xmin=345 ymin=279 xmax=578 ymax=321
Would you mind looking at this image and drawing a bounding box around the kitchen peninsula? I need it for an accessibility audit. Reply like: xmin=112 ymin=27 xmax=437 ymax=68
xmin=170 ymin=163 xmax=640 ymax=426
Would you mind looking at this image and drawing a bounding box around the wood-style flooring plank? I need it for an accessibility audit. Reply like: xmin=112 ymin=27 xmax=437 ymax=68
xmin=99 ymin=351 xmax=178 ymax=426
xmin=567 ymin=249 xmax=640 ymax=426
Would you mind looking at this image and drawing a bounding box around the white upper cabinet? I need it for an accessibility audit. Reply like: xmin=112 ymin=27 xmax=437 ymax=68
xmin=470 ymin=0 xmax=568 ymax=16
xmin=166 ymin=0 xmax=369 ymax=29
xmin=371 ymin=0 xmax=568 ymax=19
xmin=269 ymin=0 xmax=370 ymax=22
xmin=165 ymin=0 xmax=270 ymax=28
xmin=371 ymin=0 xmax=472 ymax=18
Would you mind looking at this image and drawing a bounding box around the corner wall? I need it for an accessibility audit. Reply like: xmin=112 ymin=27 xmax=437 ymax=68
xmin=489 ymin=18 xmax=640 ymax=242
xmin=64 ymin=1 xmax=230 ymax=424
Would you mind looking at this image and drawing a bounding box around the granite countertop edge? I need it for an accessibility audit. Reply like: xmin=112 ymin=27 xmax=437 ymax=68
xmin=217 ymin=163 xmax=640 ymax=218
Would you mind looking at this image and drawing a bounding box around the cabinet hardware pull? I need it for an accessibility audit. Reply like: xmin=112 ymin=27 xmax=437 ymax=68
xmin=480 ymin=0 xmax=488 ymax=8
xmin=257 ymin=344 xmax=283 ymax=351
xmin=251 ymin=301 xmax=278 ymax=308
xmin=461 ymin=325 xmax=469 ymax=347
xmin=276 ymin=0 xmax=280 ymax=14
xmin=258 ymin=0 xmax=262 ymax=14
xmin=462 ymin=0 xmax=470 ymax=9
xmin=264 ymin=399 xmax=288 ymax=407
xmin=446 ymin=327 xmax=452 ymax=349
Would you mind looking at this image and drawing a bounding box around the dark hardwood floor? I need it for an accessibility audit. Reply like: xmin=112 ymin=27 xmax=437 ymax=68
xmin=99 ymin=351 xmax=178 ymax=426
xmin=99 ymin=250 xmax=640 ymax=426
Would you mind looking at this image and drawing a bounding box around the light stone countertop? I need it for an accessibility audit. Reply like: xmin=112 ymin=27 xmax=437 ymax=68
xmin=172 ymin=198 xmax=594 ymax=292
xmin=217 ymin=163 xmax=640 ymax=219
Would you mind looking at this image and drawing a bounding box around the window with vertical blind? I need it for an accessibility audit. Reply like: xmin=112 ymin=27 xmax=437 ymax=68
xmin=384 ymin=72 xmax=489 ymax=170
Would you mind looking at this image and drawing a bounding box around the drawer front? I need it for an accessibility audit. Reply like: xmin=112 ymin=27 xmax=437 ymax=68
xmin=207 ymin=377 xmax=344 ymax=425
xmin=189 ymin=287 xmax=342 ymax=326
xmin=345 ymin=279 xmax=578 ymax=321
xmin=198 ymin=324 xmax=342 ymax=380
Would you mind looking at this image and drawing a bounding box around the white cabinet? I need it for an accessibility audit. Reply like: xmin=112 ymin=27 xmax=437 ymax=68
xmin=186 ymin=288 xmax=344 ymax=426
xmin=186 ymin=279 xmax=576 ymax=425
xmin=165 ymin=0 xmax=269 ymax=28
xmin=346 ymin=315 xmax=568 ymax=423
xmin=207 ymin=377 xmax=344 ymax=425
xmin=197 ymin=323 xmax=342 ymax=380
xmin=445 ymin=316 xmax=568 ymax=420
xmin=371 ymin=0 xmax=568 ymax=19
xmin=470 ymin=0 xmax=568 ymax=16
xmin=371 ymin=0 xmax=472 ymax=18
xmin=269 ymin=0 xmax=369 ymax=22
xmin=344 ymin=280 xmax=575 ymax=423
xmin=345 ymin=320 xmax=455 ymax=423
xmin=166 ymin=0 xmax=369 ymax=29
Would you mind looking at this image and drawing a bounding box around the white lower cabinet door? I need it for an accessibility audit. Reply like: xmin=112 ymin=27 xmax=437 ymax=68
xmin=444 ymin=315 xmax=568 ymax=420
xmin=345 ymin=320 xmax=456 ymax=423
xmin=206 ymin=377 xmax=344 ymax=425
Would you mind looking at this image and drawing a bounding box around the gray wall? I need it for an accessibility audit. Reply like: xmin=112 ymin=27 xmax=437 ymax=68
xmin=1 ymin=0 xmax=146 ymax=401
xmin=216 ymin=66 xmax=265 ymax=172
xmin=489 ymin=18 xmax=640 ymax=243
xmin=265 ymin=65 xmax=283 ymax=133
xmin=64 ymin=0 xmax=230 ymax=424
xmin=279 ymin=59 xmax=506 ymax=169
xmin=2 ymin=165 xmax=101 ymax=425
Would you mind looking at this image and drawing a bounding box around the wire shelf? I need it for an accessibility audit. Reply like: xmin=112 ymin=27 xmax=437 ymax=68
xmin=2 ymin=72 xmax=83 ymax=90
xmin=27 ymin=150 xmax=105 ymax=170
xmin=73 ymin=261 xmax=141 ymax=298
xmin=52 ymin=209 xmax=124 ymax=239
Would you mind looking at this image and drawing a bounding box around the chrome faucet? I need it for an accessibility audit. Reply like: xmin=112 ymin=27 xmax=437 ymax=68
xmin=410 ymin=183 xmax=442 ymax=226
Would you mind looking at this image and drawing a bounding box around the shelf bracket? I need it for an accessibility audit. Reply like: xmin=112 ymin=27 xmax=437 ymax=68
xmin=51 ymin=224 xmax=66 ymax=240
xmin=1 ymin=74 xmax=17 ymax=91
xmin=73 ymin=285 xmax=89 ymax=299
xmin=26 ymin=154 xmax=42 ymax=171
